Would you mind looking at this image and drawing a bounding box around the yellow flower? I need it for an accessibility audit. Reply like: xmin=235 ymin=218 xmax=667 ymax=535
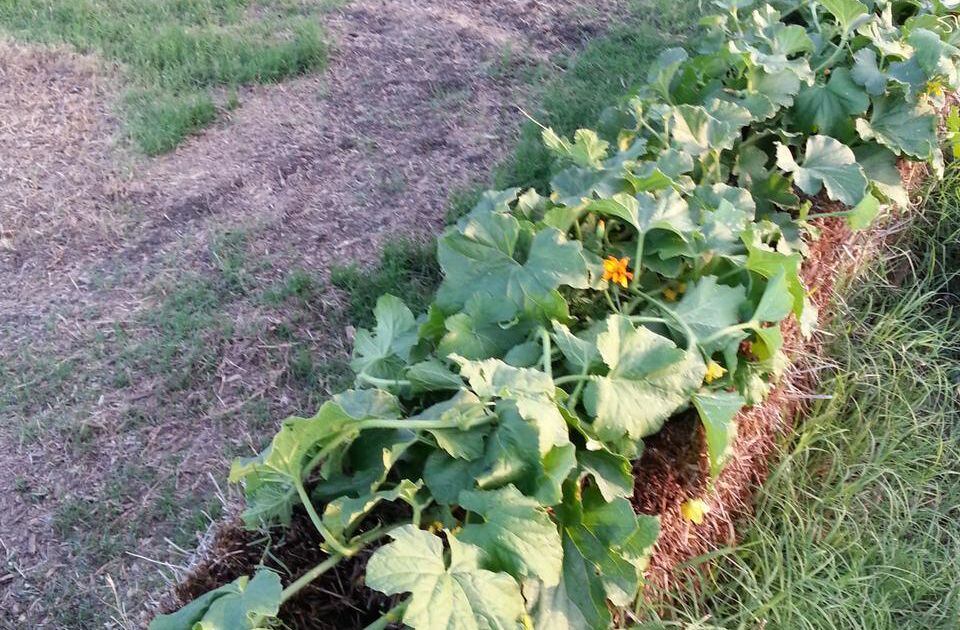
xmin=704 ymin=360 xmax=727 ymax=383
xmin=925 ymin=79 xmax=945 ymax=98
xmin=602 ymin=256 xmax=633 ymax=288
xmin=662 ymin=287 xmax=678 ymax=302
xmin=681 ymin=498 xmax=710 ymax=525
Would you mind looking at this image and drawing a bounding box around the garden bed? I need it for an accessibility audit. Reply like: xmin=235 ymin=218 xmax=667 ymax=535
xmin=159 ymin=176 xmax=923 ymax=627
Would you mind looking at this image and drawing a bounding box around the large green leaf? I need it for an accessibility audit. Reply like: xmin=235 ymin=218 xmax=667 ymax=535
xmin=792 ymin=68 xmax=869 ymax=138
xmin=670 ymin=103 xmax=748 ymax=156
xmin=692 ymin=391 xmax=745 ymax=477
xmin=672 ymin=275 xmax=747 ymax=352
xmin=577 ymin=448 xmax=634 ymax=501
xmin=542 ymin=128 xmax=611 ymax=169
xmin=819 ymin=0 xmax=869 ymax=33
xmin=851 ymin=48 xmax=887 ymax=95
xmin=532 ymin=485 xmax=659 ymax=629
xmin=415 ymin=390 xmax=491 ymax=460
xmin=853 ymin=143 xmax=909 ymax=207
xmin=437 ymin=213 xmax=594 ymax=311
xmin=322 ymin=480 xmax=422 ymax=540
xmin=458 ymin=485 xmax=563 ymax=585
xmin=366 ymin=526 xmax=525 ymax=630
xmin=351 ymin=294 xmax=418 ymax=379
xmin=149 ymin=569 xmax=281 ymax=630
xmin=437 ymin=295 xmax=528 ymax=361
xmin=776 ymin=135 xmax=867 ymax=206
xmin=744 ymin=234 xmax=806 ymax=315
xmin=855 ymin=95 xmax=938 ymax=160
xmin=752 ymin=270 xmax=793 ymax=322
xmin=583 ymin=316 xmax=706 ymax=440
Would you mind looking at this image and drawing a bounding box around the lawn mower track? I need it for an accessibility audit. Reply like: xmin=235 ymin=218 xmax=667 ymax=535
xmin=0 ymin=1 xmax=627 ymax=625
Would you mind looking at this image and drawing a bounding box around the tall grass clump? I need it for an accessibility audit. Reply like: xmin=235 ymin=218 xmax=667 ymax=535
xmin=641 ymin=168 xmax=960 ymax=630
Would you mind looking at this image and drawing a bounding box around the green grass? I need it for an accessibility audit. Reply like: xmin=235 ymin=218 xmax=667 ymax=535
xmin=0 ymin=0 xmax=331 ymax=153
xmin=331 ymin=237 xmax=442 ymax=328
xmin=637 ymin=172 xmax=960 ymax=629
xmin=444 ymin=0 xmax=699 ymax=225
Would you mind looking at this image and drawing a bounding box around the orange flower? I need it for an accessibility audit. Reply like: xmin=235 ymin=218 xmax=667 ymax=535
xmin=602 ymin=256 xmax=633 ymax=288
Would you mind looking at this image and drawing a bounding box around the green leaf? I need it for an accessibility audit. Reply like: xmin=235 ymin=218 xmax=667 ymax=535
xmin=366 ymin=526 xmax=525 ymax=630
xmin=792 ymin=68 xmax=869 ymax=138
xmin=648 ymin=47 xmax=689 ymax=101
xmin=692 ymin=391 xmax=745 ymax=478
xmin=416 ymin=390 xmax=491 ymax=460
xmin=406 ymin=359 xmax=463 ymax=392
xmin=908 ymin=28 xmax=960 ymax=85
xmin=819 ymin=0 xmax=869 ymax=33
xmin=752 ymin=270 xmax=793 ymax=322
xmin=437 ymin=213 xmax=594 ymax=311
xmin=672 ymin=275 xmax=747 ymax=351
xmin=851 ymin=48 xmax=887 ymax=95
xmin=577 ymin=448 xmax=634 ymax=501
xmin=149 ymin=569 xmax=281 ymax=630
xmin=322 ymin=480 xmax=422 ymax=540
xmin=229 ymin=401 xmax=363 ymax=526
xmin=552 ymin=322 xmax=601 ymax=375
xmin=351 ymin=294 xmax=418 ymax=379
xmin=670 ymin=104 xmax=748 ymax=156
xmin=699 ymin=198 xmax=753 ymax=255
xmin=853 ymin=143 xmax=909 ymax=207
xmin=458 ymin=485 xmax=563 ymax=585
xmin=847 ymin=190 xmax=882 ymax=230
xmin=855 ymin=95 xmax=939 ymax=161
xmin=543 ymin=128 xmax=611 ymax=169
xmin=583 ymin=316 xmax=706 ymax=440
xmin=438 ymin=295 xmax=528 ymax=361
xmin=776 ymin=135 xmax=867 ymax=206
xmin=533 ymin=485 xmax=660 ymax=629
xmin=744 ymin=235 xmax=806 ymax=315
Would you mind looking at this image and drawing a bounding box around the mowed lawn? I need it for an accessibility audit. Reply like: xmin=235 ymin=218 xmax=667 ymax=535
xmin=0 ymin=0 xmax=334 ymax=153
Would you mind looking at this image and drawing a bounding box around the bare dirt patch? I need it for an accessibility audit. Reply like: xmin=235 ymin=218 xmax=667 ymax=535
xmin=0 ymin=1 xmax=632 ymax=626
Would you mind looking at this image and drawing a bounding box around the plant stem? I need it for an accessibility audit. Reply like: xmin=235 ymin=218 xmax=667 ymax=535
xmin=700 ymin=321 xmax=757 ymax=346
xmin=358 ymin=372 xmax=413 ymax=389
xmin=295 ymin=480 xmax=354 ymax=557
xmin=280 ymin=554 xmax=344 ymax=604
xmin=814 ymin=36 xmax=849 ymax=73
xmin=363 ymin=601 xmax=410 ymax=630
xmin=631 ymin=233 xmax=645 ymax=289
xmin=554 ymin=374 xmax=591 ymax=385
xmin=540 ymin=328 xmax=553 ymax=379
xmin=355 ymin=415 xmax=495 ymax=432
xmin=636 ymin=293 xmax=699 ymax=352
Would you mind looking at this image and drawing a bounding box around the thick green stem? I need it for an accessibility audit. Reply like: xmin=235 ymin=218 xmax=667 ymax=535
xmin=637 ymin=293 xmax=699 ymax=352
xmin=554 ymin=374 xmax=591 ymax=386
xmin=363 ymin=601 xmax=410 ymax=630
xmin=631 ymin=234 xmax=645 ymax=289
xmin=700 ymin=321 xmax=757 ymax=346
xmin=814 ymin=36 xmax=849 ymax=73
xmin=540 ymin=328 xmax=553 ymax=379
xmin=295 ymin=480 xmax=354 ymax=557
xmin=280 ymin=554 xmax=344 ymax=604
xmin=356 ymin=415 xmax=495 ymax=432
xmin=358 ymin=372 xmax=412 ymax=389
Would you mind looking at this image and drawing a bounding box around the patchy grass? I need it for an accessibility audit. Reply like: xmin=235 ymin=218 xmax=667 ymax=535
xmin=493 ymin=0 xmax=698 ymax=192
xmin=0 ymin=0 xmax=332 ymax=153
xmin=331 ymin=237 xmax=442 ymax=327
xmin=639 ymin=173 xmax=960 ymax=628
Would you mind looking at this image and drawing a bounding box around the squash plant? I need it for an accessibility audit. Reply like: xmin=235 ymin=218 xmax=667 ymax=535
xmin=153 ymin=1 xmax=960 ymax=628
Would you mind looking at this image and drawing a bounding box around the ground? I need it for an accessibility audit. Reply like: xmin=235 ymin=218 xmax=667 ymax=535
xmin=0 ymin=1 xmax=687 ymax=626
